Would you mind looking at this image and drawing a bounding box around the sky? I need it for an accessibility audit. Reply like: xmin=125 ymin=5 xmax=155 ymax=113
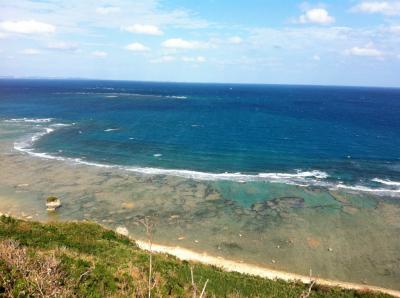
xmin=0 ymin=0 xmax=400 ymax=87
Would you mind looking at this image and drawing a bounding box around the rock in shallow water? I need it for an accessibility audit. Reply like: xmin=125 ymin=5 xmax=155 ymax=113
xmin=46 ymin=196 xmax=62 ymax=211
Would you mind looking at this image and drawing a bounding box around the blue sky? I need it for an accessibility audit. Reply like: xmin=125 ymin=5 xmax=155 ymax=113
xmin=0 ymin=0 xmax=400 ymax=87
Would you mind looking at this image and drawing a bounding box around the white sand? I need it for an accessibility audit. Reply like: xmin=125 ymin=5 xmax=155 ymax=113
xmin=136 ymin=240 xmax=400 ymax=297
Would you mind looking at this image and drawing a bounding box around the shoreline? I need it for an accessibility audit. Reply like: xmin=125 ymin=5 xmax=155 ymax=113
xmin=1 ymin=135 xmax=400 ymax=296
xmin=136 ymin=239 xmax=400 ymax=297
xmin=1 ymin=209 xmax=400 ymax=297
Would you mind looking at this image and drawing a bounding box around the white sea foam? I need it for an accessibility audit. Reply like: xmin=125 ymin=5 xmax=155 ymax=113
xmin=55 ymin=92 xmax=187 ymax=99
xmin=165 ymin=95 xmax=187 ymax=99
xmin=13 ymin=128 xmax=331 ymax=186
xmin=333 ymin=183 xmax=400 ymax=196
xmin=84 ymin=87 xmax=115 ymax=91
xmin=104 ymin=128 xmax=119 ymax=132
xmin=9 ymin=121 xmax=400 ymax=197
xmin=123 ymin=167 xmax=329 ymax=186
xmin=372 ymin=178 xmax=400 ymax=187
xmin=13 ymin=122 xmax=71 ymax=155
xmin=259 ymin=170 xmax=328 ymax=180
xmin=5 ymin=118 xmax=53 ymax=123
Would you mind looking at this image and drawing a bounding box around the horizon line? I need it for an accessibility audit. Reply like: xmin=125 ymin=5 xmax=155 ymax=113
xmin=0 ymin=76 xmax=399 ymax=90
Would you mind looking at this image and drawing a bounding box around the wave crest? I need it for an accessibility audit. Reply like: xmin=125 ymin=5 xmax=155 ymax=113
xmin=5 ymin=118 xmax=53 ymax=123
xmin=8 ymin=120 xmax=400 ymax=198
xmin=372 ymin=178 xmax=400 ymax=187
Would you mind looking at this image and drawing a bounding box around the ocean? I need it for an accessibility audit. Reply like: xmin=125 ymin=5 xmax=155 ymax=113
xmin=1 ymin=79 xmax=400 ymax=193
xmin=0 ymin=79 xmax=400 ymax=289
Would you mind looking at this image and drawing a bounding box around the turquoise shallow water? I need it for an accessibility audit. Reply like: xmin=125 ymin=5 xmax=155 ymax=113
xmin=0 ymin=79 xmax=400 ymax=289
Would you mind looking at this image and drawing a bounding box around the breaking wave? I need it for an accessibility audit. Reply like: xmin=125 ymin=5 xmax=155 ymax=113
xmin=5 ymin=118 xmax=54 ymax=123
xmin=7 ymin=119 xmax=400 ymax=197
xmin=54 ymin=92 xmax=187 ymax=99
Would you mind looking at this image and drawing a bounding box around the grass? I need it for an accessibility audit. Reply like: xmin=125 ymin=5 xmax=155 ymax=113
xmin=0 ymin=215 xmax=393 ymax=298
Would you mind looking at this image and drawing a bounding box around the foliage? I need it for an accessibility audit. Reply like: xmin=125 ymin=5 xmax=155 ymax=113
xmin=46 ymin=196 xmax=59 ymax=203
xmin=0 ymin=216 xmax=392 ymax=298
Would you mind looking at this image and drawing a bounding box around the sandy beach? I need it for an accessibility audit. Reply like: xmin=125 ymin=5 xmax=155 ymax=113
xmin=136 ymin=240 xmax=400 ymax=297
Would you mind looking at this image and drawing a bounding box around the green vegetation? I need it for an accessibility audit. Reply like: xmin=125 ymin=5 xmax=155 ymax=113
xmin=46 ymin=196 xmax=59 ymax=203
xmin=0 ymin=215 xmax=392 ymax=297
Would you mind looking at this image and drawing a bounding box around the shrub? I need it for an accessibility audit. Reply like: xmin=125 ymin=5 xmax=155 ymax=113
xmin=46 ymin=196 xmax=59 ymax=203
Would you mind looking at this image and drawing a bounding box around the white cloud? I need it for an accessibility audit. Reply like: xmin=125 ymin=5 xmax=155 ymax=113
xmin=249 ymin=27 xmax=353 ymax=52
xmin=351 ymin=1 xmax=400 ymax=15
xmin=182 ymin=56 xmax=206 ymax=63
xmin=345 ymin=45 xmax=384 ymax=57
xmin=150 ymin=55 xmax=176 ymax=63
xmin=47 ymin=41 xmax=79 ymax=51
xmin=92 ymin=51 xmax=108 ymax=57
xmin=298 ymin=8 xmax=335 ymax=25
xmin=125 ymin=42 xmax=150 ymax=52
xmin=20 ymin=48 xmax=41 ymax=55
xmin=375 ymin=24 xmax=400 ymax=35
xmin=228 ymin=36 xmax=243 ymax=44
xmin=150 ymin=54 xmax=206 ymax=63
xmin=386 ymin=25 xmax=400 ymax=33
xmin=122 ymin=24 xmax=163 ymax=36
xmin=0 ymin=20 xmax=55 ymax=34
xmin=0 ymin=1 xmax=210 ymax=38
xmin=95 ymin=6 xmax=120 ymax=15
xmin=247 ymin=25 xmax=400 ymax=62
xmin=162 ymin=38 xmax=205 ymax=49
xmin=313 ymin=55 xmax=321 ymax=61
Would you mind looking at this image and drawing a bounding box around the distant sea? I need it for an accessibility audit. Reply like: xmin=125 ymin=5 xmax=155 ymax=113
xmin=1 ymin=79 xmax=399 ymax=195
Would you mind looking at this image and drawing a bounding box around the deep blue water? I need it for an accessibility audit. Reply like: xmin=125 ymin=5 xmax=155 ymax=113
xmin=1 ymin=79 xmax=400 ymax=191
